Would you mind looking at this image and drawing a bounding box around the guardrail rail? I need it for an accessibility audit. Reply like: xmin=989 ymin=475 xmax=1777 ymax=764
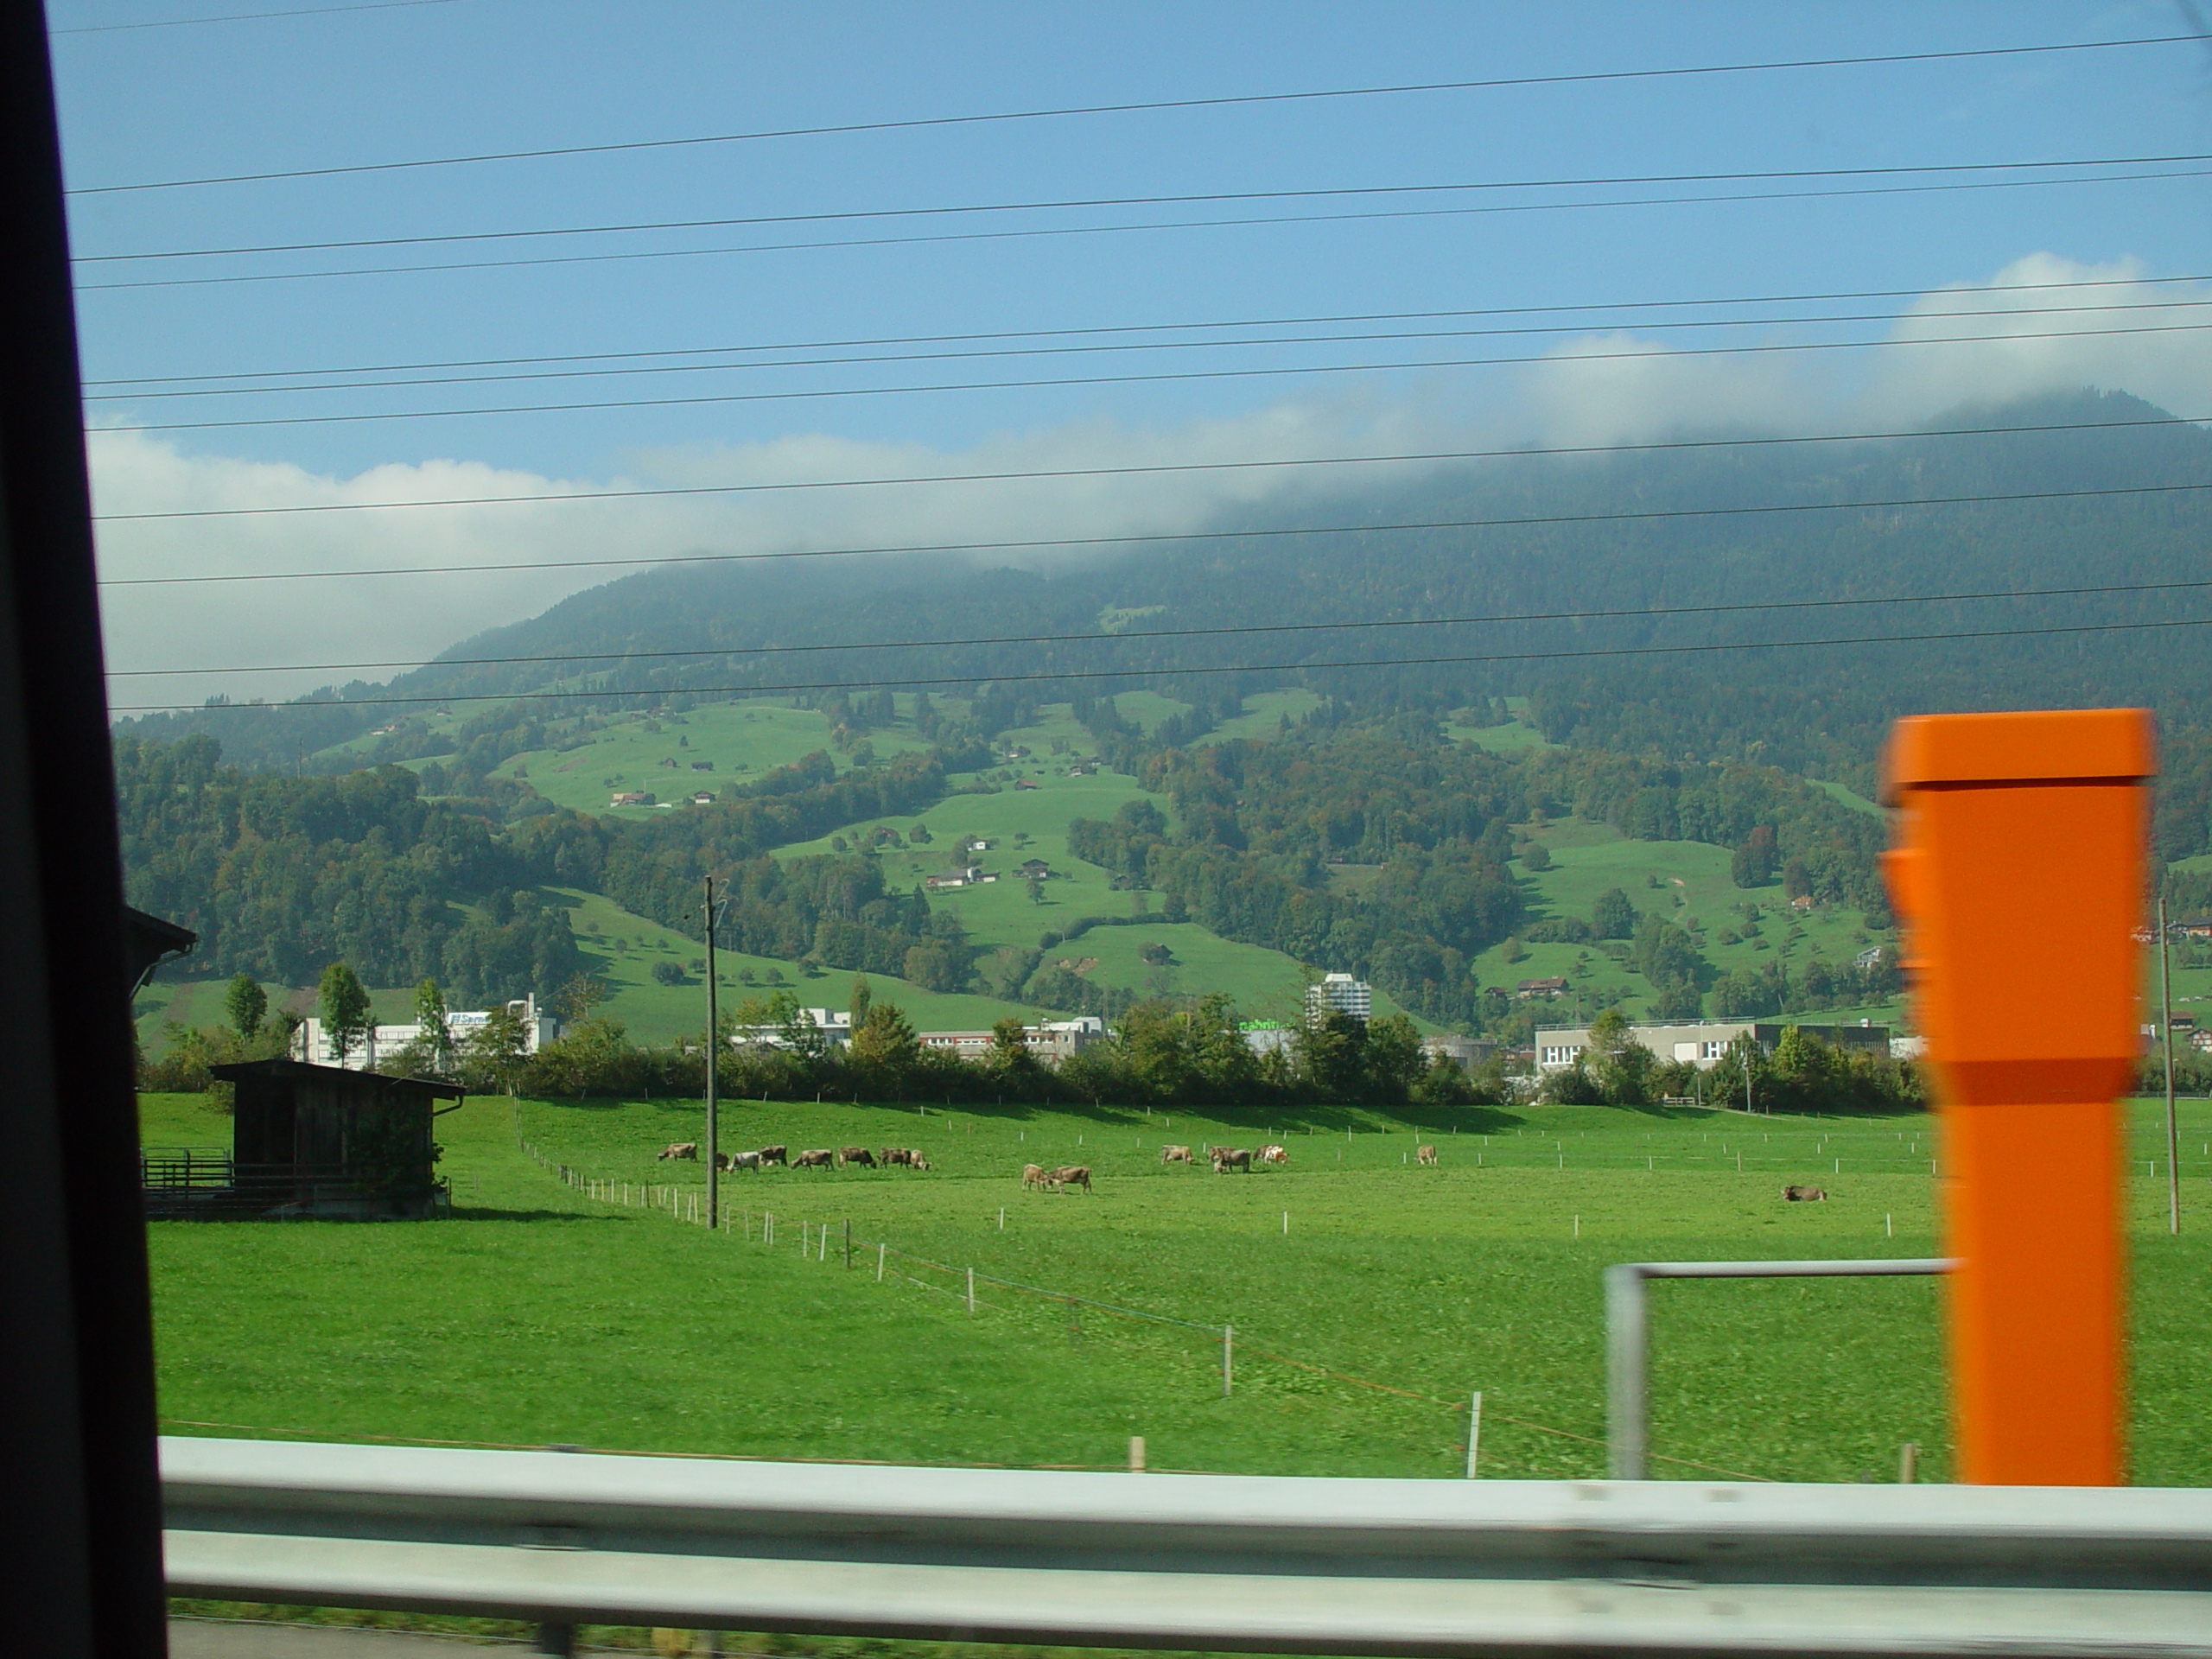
xmin=162 ymin=1435 xmax=2212 ymax=1657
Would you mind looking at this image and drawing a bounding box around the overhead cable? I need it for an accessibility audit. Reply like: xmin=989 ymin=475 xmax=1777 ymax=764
xmin=80 ymin=297 xmax=2212 ymax=406
xmin=72 ymin=163 xmax=2212 ymax=291
xmin=89 ymin=427 xmax=2212 ymax=533
xmin=67 ymin=34 xmax=2197 ymax=196
xmin=82 ymin=270 xmax=2212 ymax=390
xmin=103 ymin=614 xmax=2212 ymax=715
xmin=75 ymin=151 xmax=2212 ymax=264
xmin=52 ymin=0 xmax=458 ymax=32
xmin=91 ymin=481 xmax=2212 ymax=586
xmin=87 ymin=317 xmax=2212 ymax=431
xmin=113 ymin=575 xmax=2212 ymax=679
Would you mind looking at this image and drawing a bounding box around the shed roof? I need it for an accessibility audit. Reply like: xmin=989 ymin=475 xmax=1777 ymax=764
xmin=209 ymin=1058 xmax=464 ymax=1100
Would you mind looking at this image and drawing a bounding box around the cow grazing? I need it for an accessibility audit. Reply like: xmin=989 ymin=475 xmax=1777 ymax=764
xmin=1258 ymin=1144 xmax=1288 ymax=1165
xmin=657 ymin=1142 xmax=699 ymax=1161
xmin=1160 ymin=1144 xmax=1192 ymax=1165
xmin=755 ymin=1144 xmax=788 ymax=1166
xmin=794 ymin=1148 xmax=836 ymax=1168
xmin=720 ymin=1150 xmax=762 ymax=1173
xmin=1021 ymin=1162 xmax=1048 ymax=1190
xmin=1783 ymin=1184 xmax=1827 ymax=1202
xmin=1416 ymin=1145 xmax=1438 ymax=1166
xmin=1211 ymin=1147 xmax=1253 ymax=1174
xmin=1051 ymin=1164 xmax=1093 ymax=1193
xmin=837 ymin=1147 xmax=877 ymax=1168
xmin=880 ymin=1147 xmax=930 ymax=1170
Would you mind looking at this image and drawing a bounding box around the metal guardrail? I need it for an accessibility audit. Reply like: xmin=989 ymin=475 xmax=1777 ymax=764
xmin=1605 ymin=1257 xmax=1954 ymax=1480
xmin=162 ymin=1435 xmax=2212 ymax=1656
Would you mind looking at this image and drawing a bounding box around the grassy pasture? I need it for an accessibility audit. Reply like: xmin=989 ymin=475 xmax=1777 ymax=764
xmin=1475 ymin=815 xmax=1903 ymax=1025
xmin=142 ymin=1090 xmax=2212 ymax=1488
xmin=489 ymin=701 xmax=937 ymax=816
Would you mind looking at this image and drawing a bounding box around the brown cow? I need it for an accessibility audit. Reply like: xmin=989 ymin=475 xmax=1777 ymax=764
xmin=1021 ymin=1162 xmax=1048 ymax=1190
xmin=1783 ymin=1184 xmax=1827 ymax=1202
xmin=1051 ymin=1164 xmax=1093 ymax=1193
xmin=837 ymin=1147 xmax=876 ymax=1168
xmin=880 ymin=1147 xmax=931 ymax=1170
xmin=657 ymin=1142 xmax=698 ymax=1160
xmin=1211 ymin=1147 xmax=1253 ymax=1173
xmin=1416 ymin=1145 xmax=1438 ymax=1166
xmin=794 ymin=1148 xmax=835 ymax=1168
xmin=1160 ymin=1144 xmax=1193 ymax=1165
xmin=1258 ymin=1144 xmax=1288 ymax=1165
xmin=755 ymin=1144 xmax=788 ymax=1166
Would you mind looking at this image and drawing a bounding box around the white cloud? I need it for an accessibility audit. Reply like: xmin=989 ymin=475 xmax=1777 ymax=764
xmin=96 ymin=251 xmax=2212 ymax=713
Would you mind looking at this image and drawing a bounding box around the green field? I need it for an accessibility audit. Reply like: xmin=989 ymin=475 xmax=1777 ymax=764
xmin=143 ymin=1090 xmax=2212 ymax=1488
xmin=1477 ymin=815 xmax=1904 ymax=1025
xmin=489 ymin=700 xmax=938 ymax=816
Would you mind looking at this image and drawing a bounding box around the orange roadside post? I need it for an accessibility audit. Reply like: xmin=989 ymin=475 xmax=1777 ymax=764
xmin=1879 ymin=708 xmax=2153 ymax=1486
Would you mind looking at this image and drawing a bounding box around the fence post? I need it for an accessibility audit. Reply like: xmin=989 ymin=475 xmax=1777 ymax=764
xmin=967 ymin=1267 xmax=976 ymax=1317
xmin=844 ymin=1218 xmax=851 ymax=1269
xmin=1466 ymin=1390 xmax=1483 ymax=1478
xmin=877 ymin=1242 xmax=886 ymax=1282
xmin=1222 ymin=1323 xmax=1234 ymax=1396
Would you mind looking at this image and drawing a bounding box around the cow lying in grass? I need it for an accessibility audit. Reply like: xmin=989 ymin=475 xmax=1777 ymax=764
xmin=657 ymin=1142 xmax=698 ymax=1160
xmin=1783 ymin=1184 xmax=1827 ymax=1202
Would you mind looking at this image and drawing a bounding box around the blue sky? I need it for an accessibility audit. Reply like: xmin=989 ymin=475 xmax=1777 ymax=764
xmin=46 ymin=1 xmax=2212 ymax=703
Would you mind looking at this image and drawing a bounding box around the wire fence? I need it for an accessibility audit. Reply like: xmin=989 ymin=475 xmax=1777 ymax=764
xmin=516 ymin=1129 xmax=1781 ymax=1481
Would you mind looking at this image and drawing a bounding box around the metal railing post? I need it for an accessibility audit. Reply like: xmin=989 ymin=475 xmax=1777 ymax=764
xmin=1605 ymin=1265 xmax=1649 ymax=1479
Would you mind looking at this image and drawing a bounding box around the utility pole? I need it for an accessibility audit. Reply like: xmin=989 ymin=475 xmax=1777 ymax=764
xmin=2160 ymin=897 xmax=2180 ymax=1235
xmin=705 ymin=874 xmax=720 ymax=1233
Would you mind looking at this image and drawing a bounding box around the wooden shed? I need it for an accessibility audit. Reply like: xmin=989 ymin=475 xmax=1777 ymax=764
xmin=203 ymin=1059 xmax=462 ymax=1218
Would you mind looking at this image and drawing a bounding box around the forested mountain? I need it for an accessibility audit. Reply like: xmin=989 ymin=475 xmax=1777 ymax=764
xmin=117 ymin=389 xmax=2212 ymax=791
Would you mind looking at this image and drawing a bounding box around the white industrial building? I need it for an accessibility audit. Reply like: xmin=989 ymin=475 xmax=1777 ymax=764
xmin=292 ymin=994 xmax=560 ymax=1071
xmin=1535 ymin=1019 xmax=1891 ymax=1072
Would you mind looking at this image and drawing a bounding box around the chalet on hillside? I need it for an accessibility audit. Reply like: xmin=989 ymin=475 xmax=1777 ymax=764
xmin=1515 ymin=976 xmax=1570 ymax=999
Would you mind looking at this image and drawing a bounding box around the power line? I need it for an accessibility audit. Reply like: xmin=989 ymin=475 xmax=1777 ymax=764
xmin=73 ymin=163 xmax=2212 ymax=292
xmin=81 ymin=297 xmax=2212 ymax=406
xmin=91 ymin=480 xmax=2212 ymax=586
xmin=112 ymin=575 xmax=2212 ymax=680
xmin=83 ymin=271 xmax=2212 ymax=390
xmin=66 ymin=33 xmax=2197 ymax=196
xmin=86 ymin=424 xmax=2212 ymax=535
xmin=76 ymin=151 xmax=2212 ymax=264
xmin=51 ymin=0 xmax=457 ymax=33
xmin=104 ymin=613 xmax=2212 ymax=715
xmin=87 ymin=317 xmax=2212 ymax=432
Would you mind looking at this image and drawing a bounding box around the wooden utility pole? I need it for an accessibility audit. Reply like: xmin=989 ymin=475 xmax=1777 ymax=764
xmin=704 ymin=875 xmax=720 ymax=1233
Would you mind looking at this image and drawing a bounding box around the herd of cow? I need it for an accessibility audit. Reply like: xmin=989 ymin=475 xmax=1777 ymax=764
xmin=1156 ymin=1142 xmax=1294 ymax=1173
xmin=654 ymin=1141 xmax=930 ymax=1171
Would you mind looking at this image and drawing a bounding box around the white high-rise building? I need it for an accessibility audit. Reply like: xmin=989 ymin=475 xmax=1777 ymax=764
xmin=1305 ymin=972 xmax=1372 ymax=1025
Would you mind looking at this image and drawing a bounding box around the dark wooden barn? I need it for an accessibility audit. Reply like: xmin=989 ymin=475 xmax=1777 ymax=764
xmin=191 ymin=1059 xmax=463 ymax=1218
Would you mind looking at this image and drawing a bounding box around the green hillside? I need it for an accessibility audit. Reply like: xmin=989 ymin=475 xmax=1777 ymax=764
xmin=1477 ymin=816 xmax=1902 ymax=1027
